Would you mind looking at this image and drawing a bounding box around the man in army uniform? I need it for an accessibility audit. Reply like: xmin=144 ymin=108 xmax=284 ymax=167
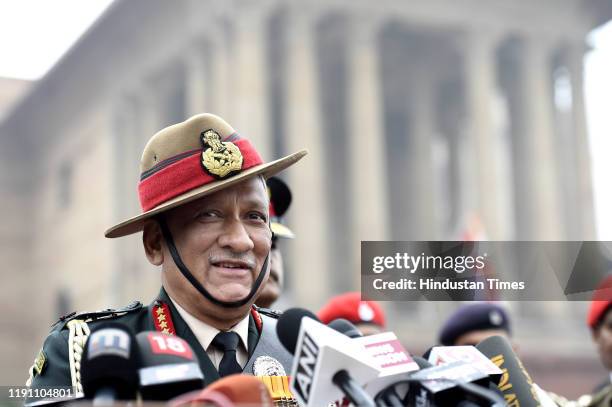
xmin=438 ymin=302 xmax=512 ymax=347
xmin=573 ymin=279 xmax=612 ymax=406
xmin=255 ymin=177 xmax=294 ymax=309
xmin=26 ymin=113 xmax=307 ymax=398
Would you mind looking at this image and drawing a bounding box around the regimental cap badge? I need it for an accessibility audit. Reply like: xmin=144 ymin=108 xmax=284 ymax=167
xmin=200 ymin=129 xmax=243 ymax=178
xmin=358 ymin=302 xmax=375 ymax=322
xmin=489 ymin=310 xmax=503 ymax=326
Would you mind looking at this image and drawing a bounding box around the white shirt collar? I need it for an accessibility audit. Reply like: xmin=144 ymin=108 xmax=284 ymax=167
xmin=169 ymin=296 xmax=250 ymax=354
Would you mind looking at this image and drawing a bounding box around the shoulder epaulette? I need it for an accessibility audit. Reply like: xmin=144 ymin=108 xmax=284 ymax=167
xmin=53 ymin=300 xmax=143 ymax=329
xmin=253 ymin=305 xmax=283 ymax=319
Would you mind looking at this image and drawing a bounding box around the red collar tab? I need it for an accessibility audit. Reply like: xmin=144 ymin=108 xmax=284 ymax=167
xmin=152 ymin=301 xmax=176 ymax=335
xmin=251 ymin=306 xmax=263 ymax=334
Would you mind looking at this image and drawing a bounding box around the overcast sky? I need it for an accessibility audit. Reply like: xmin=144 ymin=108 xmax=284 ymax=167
xmin=0 ymin=1 xmax=611 ymax=239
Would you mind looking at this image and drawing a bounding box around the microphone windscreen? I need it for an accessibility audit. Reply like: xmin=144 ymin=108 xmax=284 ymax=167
xmin=80 ymin=322 xmax=138 ymax=400
xmin=135 ymin=331 xmax=204 ymax=400
xmin=276 ymin=308 xmax=320 ymax=354
xmin=328 ymin=318 xmax=363 ymax=338
xmin=170 ymin=374 xmax=274 ymax=407
xmin=476 ymin=335 xmax=540 ymax=407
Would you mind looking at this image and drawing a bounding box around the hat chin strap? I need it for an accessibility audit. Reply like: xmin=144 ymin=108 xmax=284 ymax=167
xmin=158 ymin=217 xmax=269 ymax=308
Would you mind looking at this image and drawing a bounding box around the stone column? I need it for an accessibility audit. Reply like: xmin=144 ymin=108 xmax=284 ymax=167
xmin=517 ymin=36 xmax=563 ymax=240
xmin=184 ymin=43 xmax=208 ymax=116
xmin=462 ymin=31 xmax=503 ymax=239
xmin=567 ymin=43 xmax=596 ymax=239
xmin=232 ymin=5 xmax=272 ymax=159
xmin=406 ymin=64 xmax=437 ymax=239
xmin=345 ymin=16 xmax=390 ymax=286
xmin=124 ymin=86 xmax=161 ymax=300
xmin=110 ymin=97 xmax=141 ymax=305
xmin=284 ymin=8 xmax=331 ymax=308
xmin=135 ymin=83 xmax=161 ymax=146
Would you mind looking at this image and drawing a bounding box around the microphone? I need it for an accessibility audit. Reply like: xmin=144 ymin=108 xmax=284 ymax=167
xmin=276 ymin=307 xmax=319 ymax=354
xmin=351 ymin=331 xmax=419 ymax=406
xmin=135 ymin=331 xmax=204 ymax=400
xmin=413 ymin=356 xmax=434 ymax=369
xmin=80 ymin=323 xmax=138 ymax=404
xmin=406 ymin=360 xmax=492 ymax=407
xmin=276 ymin=308 xmax=379 ymax=407
xmin=328 ymin=318 xmax=364 ymax=338
xmin=327 ymin=318 xmax=422 ymax=405
xmin=476 ymin=335 xmax=542 ymax=407
xmin=428 ymin=346 xmax=503 ymax=384
xmin=169 ymin=374 xmax=274 ymax=407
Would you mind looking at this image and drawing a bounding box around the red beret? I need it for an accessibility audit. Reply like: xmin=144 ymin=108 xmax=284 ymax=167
xmin=588 ymin=275 xmax=612 ymax=329
xmin=317 ymin=292 xmax=385 ymax=328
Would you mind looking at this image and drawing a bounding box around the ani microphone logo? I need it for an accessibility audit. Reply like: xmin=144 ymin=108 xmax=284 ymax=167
xmin=293 ymin=332 xmax=320 ymax=403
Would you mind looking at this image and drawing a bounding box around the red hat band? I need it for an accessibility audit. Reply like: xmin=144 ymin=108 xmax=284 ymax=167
xmin=138 ymin=135 xmax=262 ymax=212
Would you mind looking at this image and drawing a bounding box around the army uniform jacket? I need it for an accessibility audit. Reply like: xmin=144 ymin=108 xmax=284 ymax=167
xmin=27 ymin=287 xmax=293 ymax=395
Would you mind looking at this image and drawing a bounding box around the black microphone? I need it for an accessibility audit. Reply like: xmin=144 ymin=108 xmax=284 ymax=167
xmin=328 ymin=318 xmax=364 ymax=338
xmin=476 ymin=335 xmax=541 ymax=407
xmin=406 ymin=360 xmax=489 ymax=407
xmin=422 ymin=347 xmax=434 ymax=361
xmin=404 ymin=356 xmax=505 ymax=406
xmin=276 ymin=307 xmax=319 ymax=354
xmin=413 ymin=356 xmax=434 ymax=369
xmin=135 ymin=331 xmax=205 ymax=400
xmin=404 ymin=356 xmax=434 ymax=407
xmin=80 ymin=323 xmax=139 ymax=404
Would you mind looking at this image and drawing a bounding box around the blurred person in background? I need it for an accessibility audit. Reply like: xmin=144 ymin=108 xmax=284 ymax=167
xmin=576 ymin=276 xmax=612 ymax=406
xmin=318 ymin=292 xmax=386 ymax=336
xmin=438 ymin=302 xmax=512 ymax=347
xmin=439 ymin=301 xmax=612 ymax=407
xmin=255 ymin=177 xmax=294 ymax=309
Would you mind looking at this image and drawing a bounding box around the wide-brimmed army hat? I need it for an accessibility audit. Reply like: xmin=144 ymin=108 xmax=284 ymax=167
xmin=105 ymin=113 xmax=307 ymax=238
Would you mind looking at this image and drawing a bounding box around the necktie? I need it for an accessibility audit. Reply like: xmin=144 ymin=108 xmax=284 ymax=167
xmin=212 ymin=331 xmax=242 ymax=377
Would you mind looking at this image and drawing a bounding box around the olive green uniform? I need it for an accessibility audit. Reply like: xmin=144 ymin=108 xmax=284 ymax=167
xmin=26 ymin=288 xmax=292 ymax=397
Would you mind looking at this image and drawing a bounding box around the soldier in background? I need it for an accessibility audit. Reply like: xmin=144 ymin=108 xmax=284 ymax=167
xmin=438 ymin=302 xmax=512 ymax=347
xmin=255 ymin=177 xmax=294 ymax=309
xmin=317 ymin=292 xmax=386 ymax=336
xmin=574 ymin=277 xmax=612 ymax=406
